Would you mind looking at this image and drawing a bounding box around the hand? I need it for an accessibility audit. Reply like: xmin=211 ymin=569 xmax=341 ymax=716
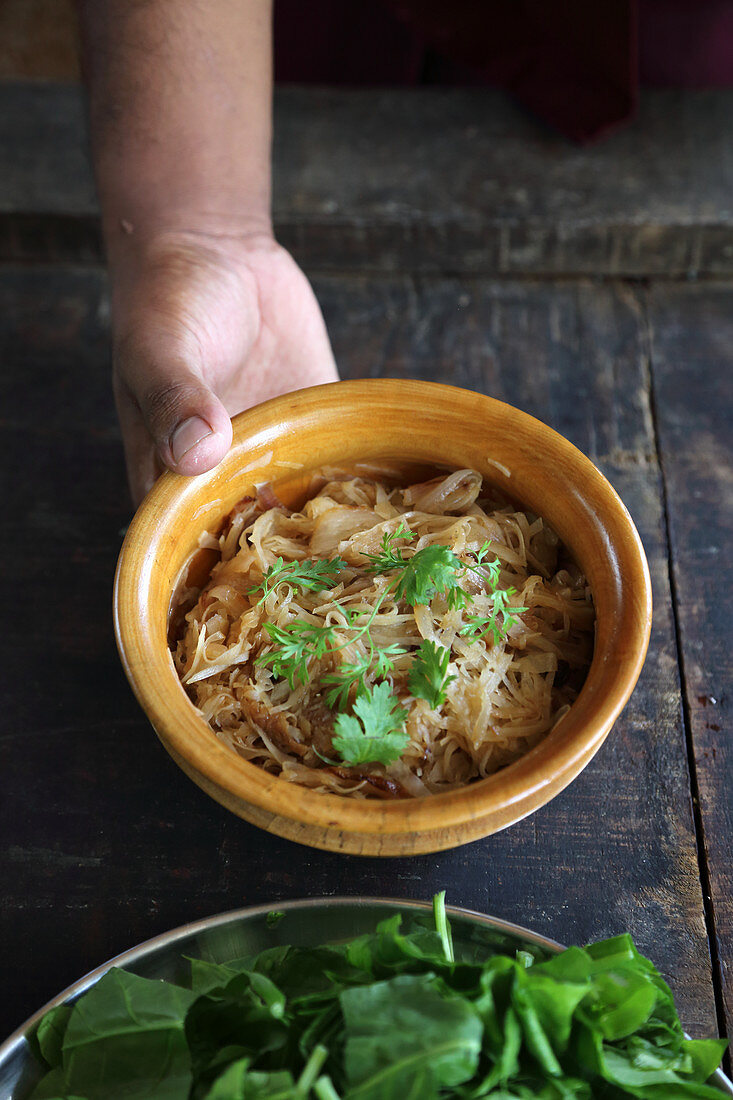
xmin=111 ymin=231 xmax=339 ymax=504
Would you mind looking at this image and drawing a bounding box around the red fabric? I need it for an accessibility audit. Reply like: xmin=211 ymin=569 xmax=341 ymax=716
xmin=274 ymin=0 xmax=733 ymax=142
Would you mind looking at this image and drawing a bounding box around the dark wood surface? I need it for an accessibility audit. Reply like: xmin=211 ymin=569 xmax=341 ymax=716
xmin=2 ymin=85 xmax=733 ymax=274
xmin=646 ymin=283 xmax=733 ymax=1044
xmin=0 ymin=84 xmax=731 ymax=1077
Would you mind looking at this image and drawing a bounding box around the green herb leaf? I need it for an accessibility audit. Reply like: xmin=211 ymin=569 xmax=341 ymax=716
xmin=472 ymin=542 xmax=500 ymax=576
xmin=256 ymin=620 xmax=337 ymax=689
xmin=332 ymin=682 xmax=409 ymax=766
xmin=408 ymin=641 xmax=455 ymax=709
xmin=365 ymin=528 xmax=469 ymax=608
xmin=363 ymin=523 xmax=415 ymax=573
xmin=393 ymin=545 xmax=467 ymax=608
xmin=250 ymin=556 xmax=346 ymax=605
xmin=460 ymin=588 xmax=528 ymax=646
xmin=373 ymin=643 xmax=407 ymax=677
xmin=322 ymin=645 xmax=407 ymax=711
xmin=322 ymin=656 xmax=373 ymax=711
xmin=459 ymin=553 xmax=528 ymax=644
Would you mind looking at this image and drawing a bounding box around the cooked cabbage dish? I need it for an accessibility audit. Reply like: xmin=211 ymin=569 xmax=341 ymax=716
xmin=174 ymin=468 xmax=594 ymax=799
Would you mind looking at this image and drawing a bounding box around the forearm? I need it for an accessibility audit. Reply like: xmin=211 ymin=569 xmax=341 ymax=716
xmin=78 ymin=0 xmax=335 ymax=503
xmin=79 ymin=0 xmax=273 ymax=275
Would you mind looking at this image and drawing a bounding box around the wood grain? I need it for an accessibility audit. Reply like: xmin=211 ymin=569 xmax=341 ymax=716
xmin=1 ymin=85 xmax=733 ymax=273
xmin=0 ymin=267 xmax=720 ymax=1049
xmin=647 ymin=282 xmax=733 ymax=1047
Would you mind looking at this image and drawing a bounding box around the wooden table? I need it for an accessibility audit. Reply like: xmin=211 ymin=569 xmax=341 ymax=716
xmin=0 ymin=85 xmax=730 ymax=1071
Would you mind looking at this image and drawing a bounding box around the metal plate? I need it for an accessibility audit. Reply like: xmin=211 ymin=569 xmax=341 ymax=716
xmin=1 ymin=898 xmax=730 ymax=1098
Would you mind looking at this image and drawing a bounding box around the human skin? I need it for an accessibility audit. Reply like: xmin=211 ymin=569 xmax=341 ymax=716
xmin=79 ymin=0 xmax=339 ymax=504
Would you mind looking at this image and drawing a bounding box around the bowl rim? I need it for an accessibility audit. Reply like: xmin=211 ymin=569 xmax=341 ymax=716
xmin=113 ymin=379 xmax=653 ymax=841
xmin=2 ymin=897 xmax=731 ymax=1096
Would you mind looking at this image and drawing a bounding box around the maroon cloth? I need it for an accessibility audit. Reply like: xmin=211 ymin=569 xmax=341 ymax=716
xmin=639 ymin=0 xmax=733 ymax=86
xmin=274 ymin=0 xmax=733 ymax=142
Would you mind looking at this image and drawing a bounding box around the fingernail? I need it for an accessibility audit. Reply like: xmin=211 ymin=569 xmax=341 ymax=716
xmin=171 ymin=416 xmax=214 ymax=463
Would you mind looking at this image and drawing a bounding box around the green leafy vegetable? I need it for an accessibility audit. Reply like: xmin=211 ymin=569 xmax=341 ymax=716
xmin=28 ymin=895 xmax=727 ymax=1100
xmin=332 ymin=682 xmax=409 ymax=766
xmin=408 ymin=640 xmax=455 ymax=709
xmin=392 ymin=544 xmax=468 ymax=608
xmin=432 ymin=890 xmax=454 ymax=964
xmin=32 ymin=1004 xmax=72 ymax=1068
xmin=30 ymin=969 xmax=196 ymax=1100
xmin=340 ymin=974 xmax=482 ymax=1098
xmin=204 ymin=1059 xmax=297 ymax=1099
xmin=185 ymin=969 xmax=289 ymax=1096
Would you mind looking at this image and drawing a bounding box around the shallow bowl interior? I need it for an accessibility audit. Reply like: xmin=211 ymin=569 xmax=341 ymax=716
xmin=114 ymin=379 xmax=652 ymax=855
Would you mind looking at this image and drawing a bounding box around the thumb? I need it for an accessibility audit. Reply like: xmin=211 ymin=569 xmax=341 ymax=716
xmin=116 ymin=342 xmax=234 ymax=479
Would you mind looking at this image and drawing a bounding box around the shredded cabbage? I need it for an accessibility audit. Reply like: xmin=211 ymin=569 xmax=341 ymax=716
xmin=174 ymin=470 xmax=594 ymax=799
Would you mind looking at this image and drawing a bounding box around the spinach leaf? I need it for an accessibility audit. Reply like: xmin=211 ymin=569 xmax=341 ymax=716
xmin=340 ymin=973 xmax=482 ymax=1098
xmin=203 ymin=1057 xmax=297 ymax=1098
xmin=346 ymin=913 xmax=451 ymax=979
xmin=33 ymin=968 xmax=195 ymax=1100
xmin=189 ymin=958 xmax=241 ymax=996
xmin=28 ymin=1065 xmax=84 ymax=1100
xmin=251 ymin=945 xmax=362 ymax=1002
xmin=33 ymin=1004 xmax=72 ymax=1069
xmin=185 ymin=969 xmax=289 ymax=1095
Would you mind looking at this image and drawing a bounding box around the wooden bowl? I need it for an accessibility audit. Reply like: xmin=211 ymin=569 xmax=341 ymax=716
xmin=114 ymin=379 xmax=652 ymax=855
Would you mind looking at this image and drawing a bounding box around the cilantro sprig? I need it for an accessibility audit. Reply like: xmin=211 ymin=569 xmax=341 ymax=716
xmin=258 ymin=620 xmax=338 ymax=690
xmin=460 ymin=590 xmax=528 ymax=646
xmin=363 ymin=522 xmax=414 ymax=572
xmin=365 ymin=524 xmax=469 ymax=608
xmin=408 ymin=641 xmax=456 ymax=709
xmin=251 ymin=529 xmax=529 ymax=767
xmin=322 ymin=644 xmax=406 ymax=711
xmin=332 ymin=682 xmax=409 ymax=766
xmin=394 ymin=544 xmax=470 ymax=609
xmin=249 ymin=556 xmax=346 ymax=606
xmin=459 ymin=550 xmax=528 ymax=645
